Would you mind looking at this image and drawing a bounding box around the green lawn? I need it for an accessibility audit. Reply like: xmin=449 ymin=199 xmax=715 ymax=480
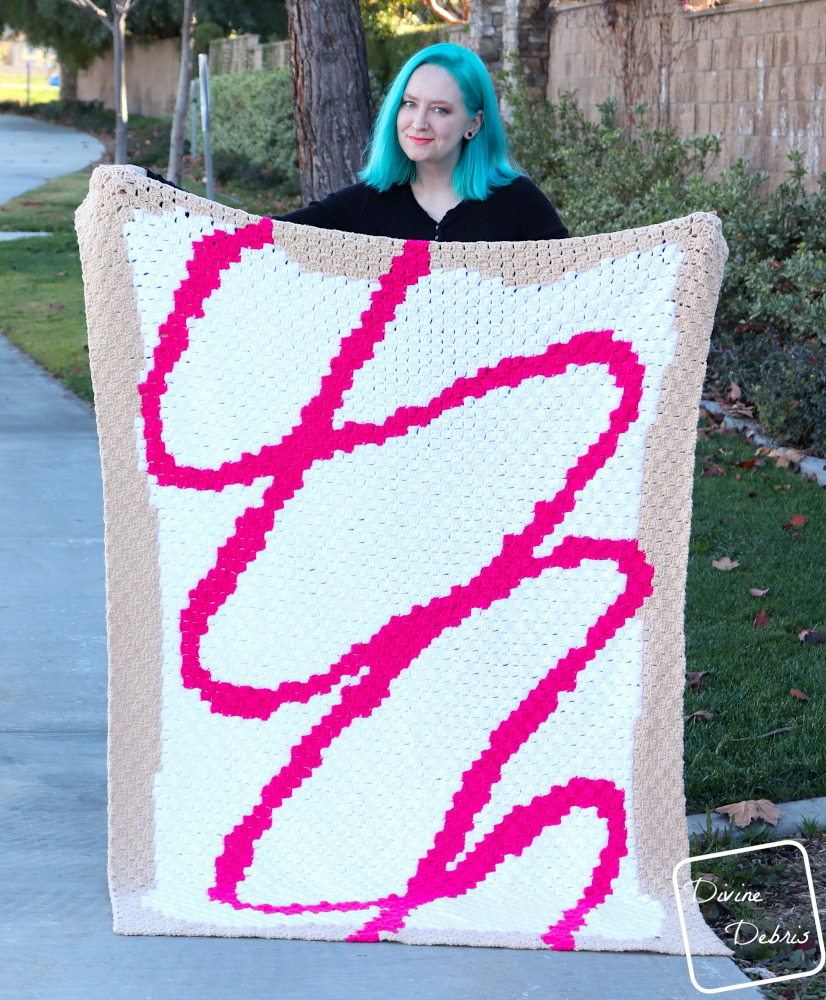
xmin=0 ymin=174 xmax=92 ymax=400
xmin=1 ymin=175 xmax=823 ymax=818
xmin=684 ymin=431 xmax=826 ymax=813
xmin=0 ymin=75 xmax=59 ymax=105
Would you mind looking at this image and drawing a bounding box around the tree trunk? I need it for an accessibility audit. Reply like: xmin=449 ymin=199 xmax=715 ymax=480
xmin=113 ymin=8 xmax=129 ymax=164
xmin=286 ymin=0 xmax=373 ymax=204
xmin=167 ymin=0 xmax=197 ymax=184
xmin=59 ymin=61 xmax=78 ymax=101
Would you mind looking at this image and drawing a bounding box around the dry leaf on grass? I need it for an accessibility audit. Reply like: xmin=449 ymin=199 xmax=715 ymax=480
xmin=790 ymin=514 xmax=806 ymax=526
xmin=712 ymin=557 xmax=739 ymax=570
xmin=749 ymin=588 xmax=769 ymax=596
xmin=715 ymin=799 xmax=781 ymax=827
xmin=702 ymin=465 xmax=726 ymax=477
xmin=790 ymin=688 xmax=809 ymax=701
xmin=753 ymin=610 xmax=770 ymax=629
xmin=686 ymin=670 xmax=711 ymax=691
xmin=728 ymin=383 xmax=742 ymax=402
xmin=684 ymin=710 xmax=715 ymax=721
xmin=799 ymin=629 xmax=826 ymax=645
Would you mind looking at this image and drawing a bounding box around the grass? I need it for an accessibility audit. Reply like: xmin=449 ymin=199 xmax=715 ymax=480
xmin=684 ymin=427 xmax=826 ymax=813
xmin=0 ymin=174 xmax=91 ymax=401
xmin=0 ymin=74 xmax=59 ymax=105
xmin=1 ymin=175 xmax=823 ymax=818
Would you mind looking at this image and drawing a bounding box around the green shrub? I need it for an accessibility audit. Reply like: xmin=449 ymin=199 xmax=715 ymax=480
xmin=502 ymin=70 xmax=826 ymax=452
xmin=198 ymin=70 xmax=299 ymax=195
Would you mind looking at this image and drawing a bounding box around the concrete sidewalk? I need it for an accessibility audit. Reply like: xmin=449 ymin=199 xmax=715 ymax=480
xmin=0 ymin=334 xmax=751 ymax=999
xmin=0 ymin=114 xmax=105 ymax=204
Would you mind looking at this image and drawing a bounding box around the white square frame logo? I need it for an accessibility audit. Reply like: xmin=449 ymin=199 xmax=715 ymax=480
xmin=673 ymin=840 xmax=826 ymax=994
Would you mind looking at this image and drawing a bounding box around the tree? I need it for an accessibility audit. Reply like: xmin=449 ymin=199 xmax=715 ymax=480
xmin=167 ymin=0 xmax=196 ymax=184
xmin=61 ymin=0 xmax=143 ymax=164
xmin=286 ymin=0 xmax=373 ymax=203
xmin=423 ymin=0 xmax=468 ymax=24
xmin=0 ymin=0 xmax=110 ymax=98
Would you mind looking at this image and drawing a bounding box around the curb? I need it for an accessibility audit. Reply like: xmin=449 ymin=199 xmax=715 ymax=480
xmin=687 ymin=795 xmax=826 ymax=842
xmin=701 ymin=398 xmax=826 ymax=487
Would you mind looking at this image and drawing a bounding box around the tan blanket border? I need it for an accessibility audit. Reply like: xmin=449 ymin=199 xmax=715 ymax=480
xmin=76 ymin=166 xmax=728 ymax=952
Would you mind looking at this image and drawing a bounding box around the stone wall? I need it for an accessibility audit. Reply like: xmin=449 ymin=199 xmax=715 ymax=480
xmin=545 ymin=0 xmax=826 ymax=189
xmin=470 ymin=0 xmax=552 ymax=103
xmin=77 ymin=38 xmax=180 ymax=119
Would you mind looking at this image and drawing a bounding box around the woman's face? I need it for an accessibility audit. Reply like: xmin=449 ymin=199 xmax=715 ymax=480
xmin=396 ymin=64 xmax=482 ymax=170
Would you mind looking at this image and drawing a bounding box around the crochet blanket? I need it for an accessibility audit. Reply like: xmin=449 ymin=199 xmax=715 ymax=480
xmin=76 ymin=166 xmax=728 ymax=952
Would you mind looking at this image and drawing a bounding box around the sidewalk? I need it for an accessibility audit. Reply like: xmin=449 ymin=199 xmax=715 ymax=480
xmin=0 ymin=113 xmax=105 ymax=204
xmin=0 ymin=334 xmax=752 ymax=998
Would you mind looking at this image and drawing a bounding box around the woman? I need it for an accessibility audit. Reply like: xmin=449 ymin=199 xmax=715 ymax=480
xmin=280 ymin=43 xmax=568 ymax=243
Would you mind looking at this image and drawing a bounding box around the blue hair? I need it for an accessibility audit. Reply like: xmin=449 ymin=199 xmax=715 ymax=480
xmin=359 ymin=43 xmax=523 ymax=202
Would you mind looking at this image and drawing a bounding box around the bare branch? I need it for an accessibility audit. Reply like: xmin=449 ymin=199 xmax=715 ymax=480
xmin=62 ymin=0 xmax=113 ymax=30
xmin=424 ymin=0 xmax=468 ymax=25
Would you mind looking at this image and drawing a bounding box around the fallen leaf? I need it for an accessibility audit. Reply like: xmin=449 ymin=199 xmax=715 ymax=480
xmin=702 ymin=464 xmax=726 ymax=477
xmin=735 ymin=472 xmax=741 ymax=480
xmin=715 ymin=799 xmax=780 ymax=827
xmin=712 ymin=557 xmax=739 ymax=570
xmin=775 ymin=455 xmax=792 ymax=468
xmin=784 ymin=449 xmax=807 ymax=463
xmin=748 ymin=491 xmax=757 ymax=498
xmin=728 ymin=383 xmax=742 ymax=402
xmin=755 ymin=446 xmax=772 ymax=456
xmin=754 ymin=459 xmax=765 ymax=466
xmin=799 ymin=630 xmax=826 ymax=644
xmin=721 ymin=519 xmax=730 ymax=525
xmin=749 ymin=588 xmax=769 ymax=596
xmin=790 ymin=514 xmax=806 ymax=526
xmin=793 ymin=531 xmax=803 ymax=538
xmin=735 ymin=459 xmax=756 ymax=469
xmin=20 ymin=200 xmax=44 ymax=206
xmin=775 ymin=484 xmax=791 ymax=490
xmin=684 ymin=710 xmax=715 ymax=721
xmin=790 ymin=688 xmax=809 ymax=701
xmin=686 ymin=670 xmax=711 ymax=691
xmin=753 ymin=609 xmax=770 ymax=629
xmin=49 ymin=302 xmax=65 ymax=311
xmin=56 ymin=271 xmax=66 ymax=276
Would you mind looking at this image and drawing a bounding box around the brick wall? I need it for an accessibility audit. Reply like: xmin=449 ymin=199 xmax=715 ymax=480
xmin=545 ymin=0 xmax=826 ymax=189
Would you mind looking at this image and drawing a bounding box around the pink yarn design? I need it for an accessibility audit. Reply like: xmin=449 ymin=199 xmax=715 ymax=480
xmin=140 ymin=224 xmax=655 ymax=947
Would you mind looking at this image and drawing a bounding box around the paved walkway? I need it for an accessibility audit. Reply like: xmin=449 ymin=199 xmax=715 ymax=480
xmin=0 ymin=334 xmax=753 ymax=998
xmin=0 ymin=113 xmax=105 ymax=204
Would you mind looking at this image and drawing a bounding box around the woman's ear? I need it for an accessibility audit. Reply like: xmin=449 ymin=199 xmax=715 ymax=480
xmin=465 ymin=110 xmax=484 ymax=140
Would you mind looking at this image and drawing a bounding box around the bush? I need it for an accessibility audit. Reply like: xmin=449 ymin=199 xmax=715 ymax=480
xmin=200 ymin=70 xmax=299 ymax=195
xmin=502 ymin=71 xmax=826 ymax=452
